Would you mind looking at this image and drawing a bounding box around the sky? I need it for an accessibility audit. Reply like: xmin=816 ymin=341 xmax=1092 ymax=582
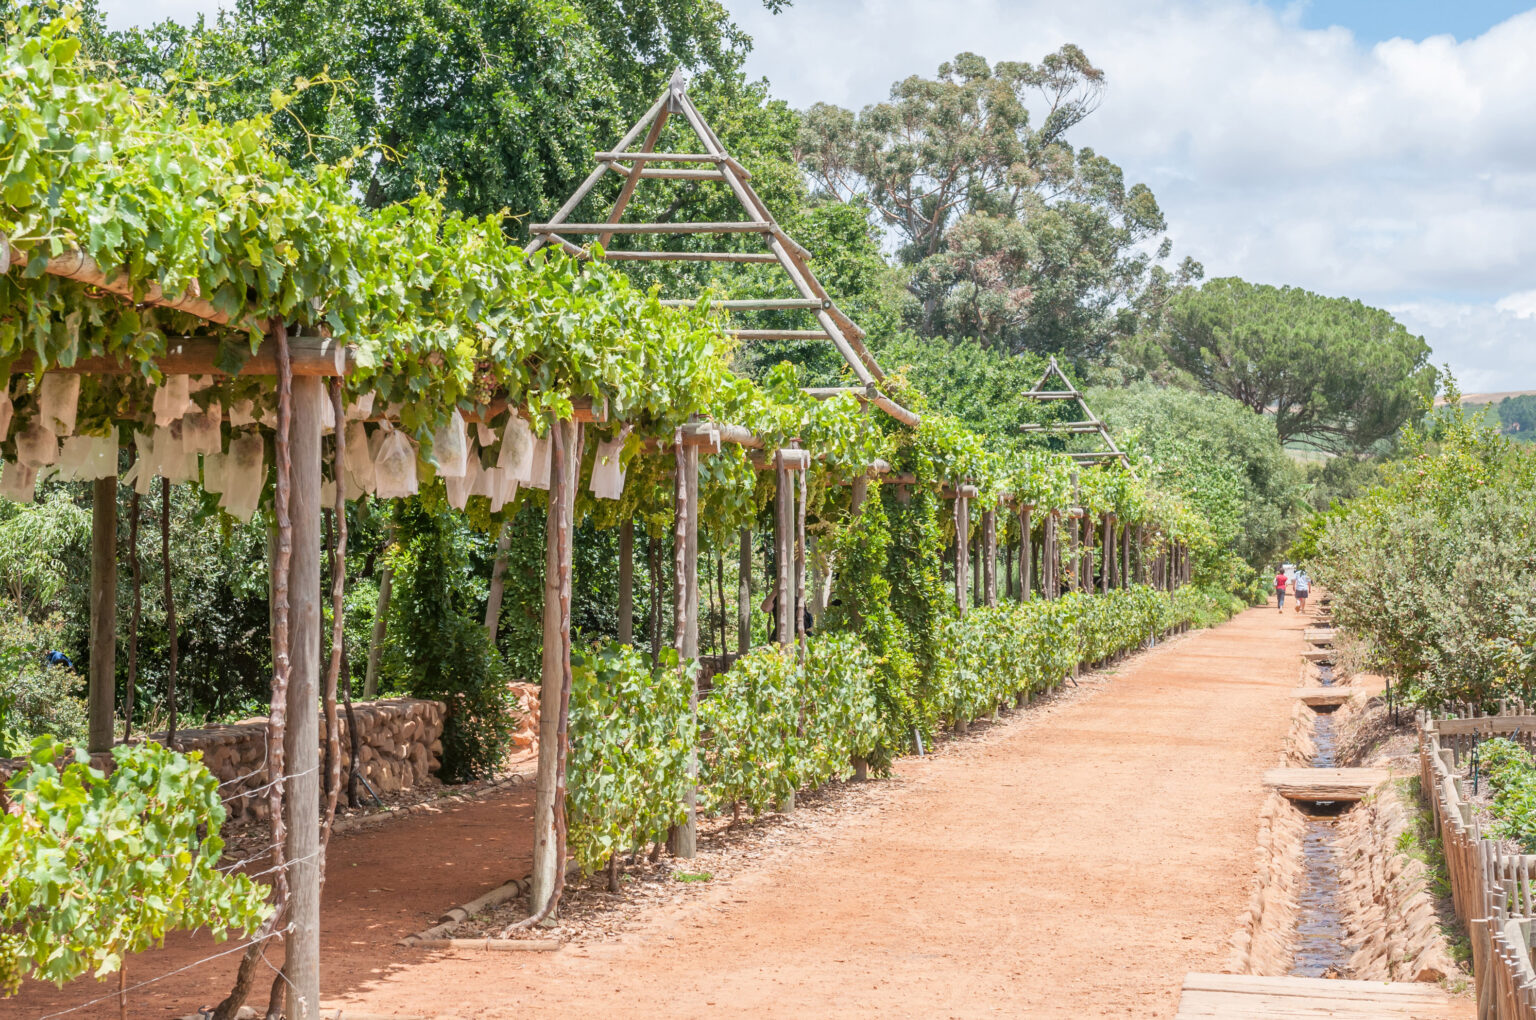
xmin=97 ymin=0 xmax=1536 ymax=392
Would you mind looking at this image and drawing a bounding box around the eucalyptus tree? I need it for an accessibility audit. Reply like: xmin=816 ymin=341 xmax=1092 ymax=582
xmin=797 ymin=48 xmax=1196 ymax=359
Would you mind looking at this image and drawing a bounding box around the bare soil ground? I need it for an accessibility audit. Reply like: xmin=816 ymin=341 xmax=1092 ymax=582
xmin=11 ymin=606 xmax=1309 ymax=1019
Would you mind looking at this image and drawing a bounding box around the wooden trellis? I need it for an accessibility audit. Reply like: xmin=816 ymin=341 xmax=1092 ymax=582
xmin=1020 ymin=356 xmax=1131 ymax=469
xmin=526 ymin=71 xmax=918 ymax=428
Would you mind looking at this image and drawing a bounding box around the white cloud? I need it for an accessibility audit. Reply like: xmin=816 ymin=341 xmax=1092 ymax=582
xmin=731 ymin=0 xmax=1536 ymax=385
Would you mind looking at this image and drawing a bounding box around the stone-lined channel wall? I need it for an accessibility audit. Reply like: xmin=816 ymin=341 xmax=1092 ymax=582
xmin=1227 ymin=660 xmax=1463 ymax=984
xmin=1 ymin=697 xmax=446 ymax=823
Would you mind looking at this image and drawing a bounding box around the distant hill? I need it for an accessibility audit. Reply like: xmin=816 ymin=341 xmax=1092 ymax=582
xmin=1453 ymin=392 xmax=1536 ymax=442
xmin=1435 ymin=389 xmax=1536 ymax=407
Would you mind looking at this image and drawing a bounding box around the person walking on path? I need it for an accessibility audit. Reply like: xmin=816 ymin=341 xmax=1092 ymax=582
xmin=1274 ymin=568 xmax=1288 ymax=612
xmin=1294 ymin=568 xmax=1311 ymax=614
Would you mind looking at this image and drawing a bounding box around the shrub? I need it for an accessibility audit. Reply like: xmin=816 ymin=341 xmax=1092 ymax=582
xmin=0 ymin=737 xmax=271 ymax=998
xmin=0 ymin=612 xmax=85 ymax=755
xmin=566 ymin=644 xmax=695 ymax=873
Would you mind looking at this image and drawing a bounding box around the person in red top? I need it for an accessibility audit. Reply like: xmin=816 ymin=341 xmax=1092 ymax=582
xmin=1275 ymin=568 xmax=1288 ymax=613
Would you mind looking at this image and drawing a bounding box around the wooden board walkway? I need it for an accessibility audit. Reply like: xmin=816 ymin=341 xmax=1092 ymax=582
xmin=1175 ymin=972 xmax=1471 ymax=1018
xmin=1292 ymin=687 xmax=1353 ymax=707
xmin=1264 ymin=767 xmax=1390 ymax=801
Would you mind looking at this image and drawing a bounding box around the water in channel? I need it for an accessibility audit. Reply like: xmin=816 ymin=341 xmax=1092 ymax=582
xmin=1290 ymin=660 xmax=1354 ymax=978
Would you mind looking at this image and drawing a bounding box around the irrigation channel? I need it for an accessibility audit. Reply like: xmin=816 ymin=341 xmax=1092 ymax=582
xmin=1291 ymin=659 xmax=1352 ymax=978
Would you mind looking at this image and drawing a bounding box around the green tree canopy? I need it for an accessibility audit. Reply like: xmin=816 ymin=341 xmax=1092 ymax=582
xmin=1090 ymin=384 xmax=1306 ymax=587
xmin=99 ymin=0 xmax=784 ymax=224
xmin=1156 ymin=277 xmax=1439 ymax=453
xmin=796 ymin=48 xmax=1197 ymax=359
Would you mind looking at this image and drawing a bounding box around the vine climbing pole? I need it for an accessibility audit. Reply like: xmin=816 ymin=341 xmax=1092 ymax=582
xmin=282 ymin=374 xmax=324 ymax=1018
xmin=527 ymin=417 xmax=583 ymax=920
xmin=1101 ymin=513 xmax=1114 ymax=594
xmin=982 ymin=508 xmax=997 ymax=607
xmin=87 ymin=476 xmax=116 ymax=753
xmin=1019 ymin=505 xmax=1034 ymax=603
xmin=668 ymin=423 xmax=711 ymax=858
xmin=954 ymin=487 xmax=971 ymax=612
xmin=737 ymin=526 xmax=752 ymax=654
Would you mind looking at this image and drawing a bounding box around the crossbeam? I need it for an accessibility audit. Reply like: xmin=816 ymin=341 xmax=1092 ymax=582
xmin=603 ymin=251 xmax=778 ymax=264
xmin=663 ymin=298 xmax=829 ymax=310
xmin=532 ymin=221 xmax=770 ymax=235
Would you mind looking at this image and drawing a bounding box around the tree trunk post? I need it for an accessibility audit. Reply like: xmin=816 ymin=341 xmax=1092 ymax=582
xmin=529 ymin=418 xmax=581 ymax=918
xmin=954 ymin=492 xmax=969 ymax=613
xmin=668 ymin=436 xmax=700 ymax=858
xmin=484 ymin=524 xmax=511 ymax=646
xmin=1020 ymin=506 xmax=1033 ymax=603
xmin=363 ymin=523 xmax=393 ymax=699
xmin=125 ymin=484 xmax=140 ymax=740
xmin=161 ymin=476 xmax=178 ymax=746
xmin=1135 ymin=524 xmax=1145 ymax=585
xmin=88 ymin=476 xmax=117 ymax=753
xmin=736 ymin=526 xmax=751 ymax=654
xmin=1105 ymin=513 xmax=1118 ymax=592
xmin=1066 ymin=511 xmax=1079 ymax=593
xmin=617 ymin=519 xmax=634 ymax=645
xmin=795 ymin=453 xmax=807 ymax=659
xmin=982 ymin=508 xmax=997 ymax=607
xmin=774 ymin=453 xmax=793 ymax=647
xmin=283 ymin=376 xmax=324 ymax=1019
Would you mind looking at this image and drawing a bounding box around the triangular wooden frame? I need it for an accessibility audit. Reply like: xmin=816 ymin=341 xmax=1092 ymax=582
xmin=527 ymin=71 xmax=919 ymax=426
xmin=1020 ymin=356 xmax=1130 ymax=469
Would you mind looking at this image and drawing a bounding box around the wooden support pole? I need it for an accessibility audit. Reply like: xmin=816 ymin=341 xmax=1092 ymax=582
xmin=530 ymin=418 xmax=580 ymax=918
xmin=737 ymin=527 xmax=751 ymax=655
xmin=795 ymin=460 xmax=807 ymax=657
xmin=485 ymin=525 xmax=511 ymax=646
xmin=1020 ymin=507 xmax=1033 ymax=603
xmin=982 ymin=509 xmax=997 ymax=607
xmin=161 ymin=476 xmax=178 ymax=746
xmin=774 ymin=455 xmax=793 ymax=647
xmin=1124 ymin=522 xmax=1136 ymax=586
xmin=1066 ymin=513 xmax=1078 ymax=593
xmin=284 ymin=375 xmax=324 ymax=1019
xmin=955 ymin=494 xmax=969 ymax=613
xmin=617 ymin=520 xmax=634 ymax=646
xmin=668 ymin=439 xmax=700 ymax=858
xmin=88 ymin=476 xmax=117 ymax=753
xmin=1102 ymin=514 xmax=1113 ymax=594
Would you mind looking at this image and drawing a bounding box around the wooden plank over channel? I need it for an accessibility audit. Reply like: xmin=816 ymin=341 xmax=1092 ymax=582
xmin=1292 ymin=687 xmax=1354 ymax=707
xmin=1175 ymin=972 xmax=1471 ymax=1018
xmin=1263 ymin=767 xmax=1390 ymax=802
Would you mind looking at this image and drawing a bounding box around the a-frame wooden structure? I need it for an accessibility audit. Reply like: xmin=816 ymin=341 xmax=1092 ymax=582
xmin=1019 ymin=356 xmax=1130 ymax=468
xmin=526 ymin=71 xmax=918 ymax=426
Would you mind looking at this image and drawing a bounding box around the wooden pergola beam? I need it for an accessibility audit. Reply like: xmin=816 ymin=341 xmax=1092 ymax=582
xmin=5 ymin=241 xmax=243 ymax=326
xmin=531 ymin=221 xmax=771 ymax=235
xmin=11 ymin=336 xmax=350 ymax=377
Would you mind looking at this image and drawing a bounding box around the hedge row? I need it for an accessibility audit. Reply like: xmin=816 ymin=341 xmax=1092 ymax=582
xmin=563 ymin=585 xmax=1230 ymax=872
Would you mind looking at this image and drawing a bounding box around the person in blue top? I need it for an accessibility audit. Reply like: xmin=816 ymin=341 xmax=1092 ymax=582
xmin=1293 ymin=569 xmax=1312 ymax=614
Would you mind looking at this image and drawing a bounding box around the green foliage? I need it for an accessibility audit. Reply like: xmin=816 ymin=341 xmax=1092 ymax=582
xmin=1477 ymin=738 xmax=1536 ymax=852
xmin=1091 ymin=383 xmax=1306 ymax=580
xmin=700 ymin=634 xmax=878 ymax=815
xmin=0 ymin=489 xmax=90 ymax=619
xmin=0 ymin=736 xmax=271 ymax=995
xmin=383 ymin=501 xmax=512 ymax=781
xmin=1313 ymin=404 xmax=1536 ymax=706
xmin=566 ymin=643 xmax=695 ymax=873
xmin=0 ymin=612 xmax=85 ymax=754
xmin=1154 ymin=277 xmax=1439 ymax=454
xmin=102 ymin=0 xmax=768 ymax=224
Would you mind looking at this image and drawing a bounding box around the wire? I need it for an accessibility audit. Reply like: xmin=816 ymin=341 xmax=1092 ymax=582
xmin=34 ymin=926 xmax=292 ymax=1020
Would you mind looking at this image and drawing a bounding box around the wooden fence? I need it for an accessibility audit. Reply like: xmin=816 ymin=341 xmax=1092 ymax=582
xmin=1420 ymin=704 xmax=1536 ymax=1019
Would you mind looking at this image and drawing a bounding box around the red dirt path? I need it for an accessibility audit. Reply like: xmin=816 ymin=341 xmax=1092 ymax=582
xmin=11 ymin=607 xmax=1308 ymax=1019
